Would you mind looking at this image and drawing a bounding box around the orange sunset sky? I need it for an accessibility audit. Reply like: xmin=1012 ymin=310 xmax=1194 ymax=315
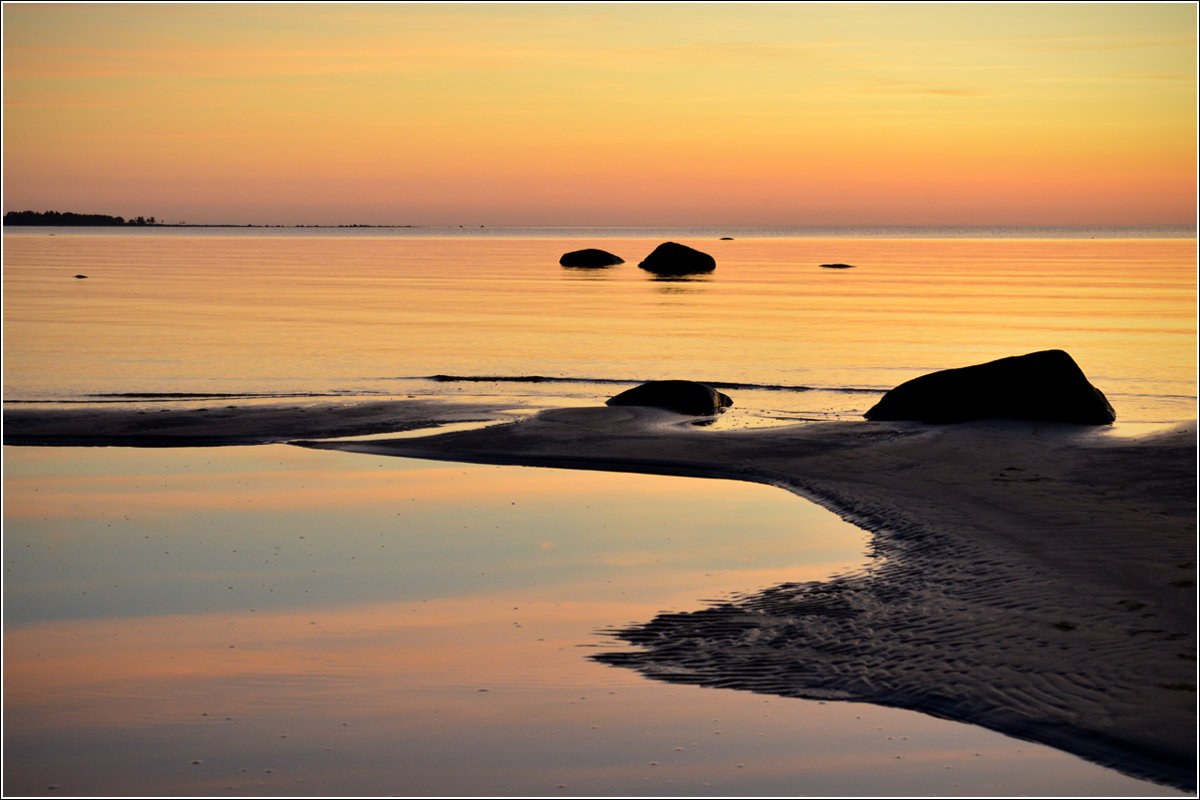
xmin=2 ymin=3 xmax=1196 ymax=227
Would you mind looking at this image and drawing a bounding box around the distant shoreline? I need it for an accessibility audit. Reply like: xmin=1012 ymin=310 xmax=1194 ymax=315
xmin=4 ymin=223 xmax=422 ymax=229
xmin=3 ymin=223 xmax=1196 ymax=239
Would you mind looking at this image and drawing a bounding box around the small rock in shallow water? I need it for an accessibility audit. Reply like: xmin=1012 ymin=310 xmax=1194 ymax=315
xmin=638 ymin=242 xmax=716 ymax=275
xmin=559 ymin=248 xmax=623 ymax=267
xmin=606 ymin=380 xmax=733 ymax=416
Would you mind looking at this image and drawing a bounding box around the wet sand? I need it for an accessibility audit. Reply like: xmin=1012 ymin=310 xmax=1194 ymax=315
xmin=306 ymin=405 xmax=1197 ymax=790
xmin=0 ymin=399 xmax=508 ymax=447
xmin=4 ymin=400 xmax=1196 ymax=789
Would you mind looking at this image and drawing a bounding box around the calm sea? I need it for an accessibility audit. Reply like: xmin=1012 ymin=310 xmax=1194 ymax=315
xmin=4 ymin=226 xmax=1195 ymax=796
xmin=3 ymin=226 xmax=1196 ymax=426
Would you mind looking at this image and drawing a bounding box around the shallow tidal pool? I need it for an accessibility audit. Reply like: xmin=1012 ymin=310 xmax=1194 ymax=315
xmin=2 ymin=444 xmax=1182 ymax=796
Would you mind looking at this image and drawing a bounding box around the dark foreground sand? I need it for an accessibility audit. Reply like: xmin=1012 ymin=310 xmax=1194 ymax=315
xmin=4 ymin=400 xmax=1196 ymax=789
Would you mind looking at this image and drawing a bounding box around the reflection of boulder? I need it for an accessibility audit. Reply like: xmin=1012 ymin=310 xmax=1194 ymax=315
xmin=606 ymin=380 xmax=733 ymax=416
xmin=638 ymin=242 xmax=716 ymax=275
xmin=864 ymin=349 xmax=1116 ymax=424
xmin=559 ymin=248 xmax=624 ymax=267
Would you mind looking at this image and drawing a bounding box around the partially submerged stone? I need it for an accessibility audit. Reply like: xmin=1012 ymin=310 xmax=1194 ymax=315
xmin=559 ymin=248 xmax=624 ymax=268
xmin=638 ymin=242 xmax=716 ymax=276
xmin=820 ymin=263 xmax=855 ymax=269
xmin=864 ymin=349 xmax=1116 ymax=424
xmin=606 ymin=380 xmax=733 ymax=416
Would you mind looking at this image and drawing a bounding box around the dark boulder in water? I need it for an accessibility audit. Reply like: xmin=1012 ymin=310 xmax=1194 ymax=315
xmin=864 ymin=349 xmax=1116 ymax=425
xmin=820 ymin=263 xmax=855 ymax=269
xmin=607 ymin=380 xmax=733 ymax=416
xmin=638 ymin=242 xmax=716 ymax=275
xmin=559 ymin=248 xmax=624 ymax=267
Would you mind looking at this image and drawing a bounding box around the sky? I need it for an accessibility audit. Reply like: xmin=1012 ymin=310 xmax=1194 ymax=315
xmin=2 ymin=3 xmax=1196 ymax=227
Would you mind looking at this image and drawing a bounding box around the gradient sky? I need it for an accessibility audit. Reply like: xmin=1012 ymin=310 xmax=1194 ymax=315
xmin=3 ymin=3 xmax=1196 ymax=226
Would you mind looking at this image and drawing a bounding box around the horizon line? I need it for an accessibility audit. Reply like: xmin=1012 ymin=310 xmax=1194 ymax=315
xmin=4 ymin=221 xmax=1197 ymax=231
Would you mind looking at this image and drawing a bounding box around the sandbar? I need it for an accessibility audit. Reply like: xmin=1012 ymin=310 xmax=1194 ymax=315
xmin=1 ymin=398 xmax=509 ymax=447
xmin=303 ymin=404 xmax=1197 ymax=790
xmin=4 ymin=399 xmax=1196 ymax=789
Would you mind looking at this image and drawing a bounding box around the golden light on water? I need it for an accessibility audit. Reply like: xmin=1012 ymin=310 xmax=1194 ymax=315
xmin=4 ymin=234 xmax=1193 ymax=417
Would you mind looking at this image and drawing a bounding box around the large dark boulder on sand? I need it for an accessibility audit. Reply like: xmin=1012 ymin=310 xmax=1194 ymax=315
xmin=864 ymin=349 xmax=1116 ymax=424
xmin=607 ymin=380 xmax=733 ymax=416
xmin=638 ymin=242 xmax=716 ymax=275
xmin=560 ymin=248 xmax=624 ymax=267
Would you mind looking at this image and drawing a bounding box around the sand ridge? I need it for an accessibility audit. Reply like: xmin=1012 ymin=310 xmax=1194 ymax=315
xmin=3 ymin=400 xmax=1196 ymax=788
xmin=0 ymin=398 xmax=511 ymax=446
xmin=302 ymin=406 xmax=1197 ymax=791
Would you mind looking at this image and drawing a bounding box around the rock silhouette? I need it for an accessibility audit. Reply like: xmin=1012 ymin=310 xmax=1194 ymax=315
xmin=638 ymin=242 xmax=716 ymax=275
xmin=864 ymin=349 xmax=1116 ymax=424
xmin=820 ymin=263 xmax=855 ymax=269
xmin=559 ymin=248 xmax=624 ymax=267
xmin=607 ymin=380 xmax=733 ymax=416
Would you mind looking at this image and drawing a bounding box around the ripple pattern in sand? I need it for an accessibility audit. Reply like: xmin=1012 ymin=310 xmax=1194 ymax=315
xmin=594 ymin=511 xmax=1196 ymax=790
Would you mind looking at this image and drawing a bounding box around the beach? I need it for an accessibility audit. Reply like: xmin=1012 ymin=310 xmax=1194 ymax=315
xmin=309 ymin=404 xmax=1197 ymax=790
xmin=3 ymin=226 xmax=1195 ymax=794
xmin=4 ymin=2 xmax=1196 ymax=793
xmin=5 ymin=398 xmax=1196 ymax=790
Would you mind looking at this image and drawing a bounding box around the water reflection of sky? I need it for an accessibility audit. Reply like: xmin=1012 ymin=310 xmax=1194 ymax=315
xmin=3 ymin=445 xmax=1181 ymax=796
xmin=3 ymin=446 xmax=865 ymax=624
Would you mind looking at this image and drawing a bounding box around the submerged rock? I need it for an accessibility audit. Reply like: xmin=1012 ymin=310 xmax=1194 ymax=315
xmin=864 ymin=349 xmax=1116 ymax=424
xmin=638 ymin=242 xmax=716 ymax=275
xmin=559 ymin=248 xmax=624 ymax=268
xmin=606 ymin=380 xmax=733 ymax=416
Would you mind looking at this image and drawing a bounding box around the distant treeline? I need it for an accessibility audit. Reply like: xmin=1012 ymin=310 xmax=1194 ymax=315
xmin=3 ymin=210 xmax=159 ymax=226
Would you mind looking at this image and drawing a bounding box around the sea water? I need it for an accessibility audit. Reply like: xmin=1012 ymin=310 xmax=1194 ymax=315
xmin=3 ymin=226 xmax=1196 ymax=425
xmin=2 ymin=227 xmax=1196 ymax=795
